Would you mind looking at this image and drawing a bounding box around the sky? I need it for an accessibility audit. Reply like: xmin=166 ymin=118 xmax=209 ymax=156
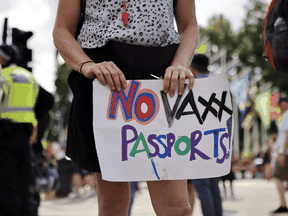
xmin=0 ymin=0 xmax=270 ymax=93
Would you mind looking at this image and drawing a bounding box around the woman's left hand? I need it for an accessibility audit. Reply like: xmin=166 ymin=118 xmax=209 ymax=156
xmin=163 ymin=65 xmax=194 ymax=97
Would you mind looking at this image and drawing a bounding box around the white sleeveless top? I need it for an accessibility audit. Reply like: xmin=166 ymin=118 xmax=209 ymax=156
xmin=77 ymin=0 xmax=180 ymax=48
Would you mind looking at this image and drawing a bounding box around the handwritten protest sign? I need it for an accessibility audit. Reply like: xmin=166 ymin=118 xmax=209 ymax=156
xmin=93 ymin=73 xmax=234 ymax=182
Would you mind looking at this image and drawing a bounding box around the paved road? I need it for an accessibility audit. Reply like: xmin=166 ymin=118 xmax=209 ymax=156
xmin=39 ymin=178 xmax=288 ymax=216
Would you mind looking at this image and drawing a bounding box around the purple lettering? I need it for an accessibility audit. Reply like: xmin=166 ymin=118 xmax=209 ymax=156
xmin=190 ymin=130 xmax=211 ymax=161
xmin=148 ymin=134 xmax=160 ymax=157
xmin=167 ymin=133 xmax=176 ymax=157
xmin=121 ymin=125 xmax=138 ymax=161
xmin=216 ymin=133 xmax=228 ymax=164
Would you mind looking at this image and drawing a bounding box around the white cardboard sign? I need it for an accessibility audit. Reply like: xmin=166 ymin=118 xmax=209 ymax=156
xmin=93 ymin=73 xmax=234 ymax=182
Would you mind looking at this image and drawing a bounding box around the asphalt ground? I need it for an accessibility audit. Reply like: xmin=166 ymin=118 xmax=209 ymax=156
xmin=39 ymin=178 xmax=288 ymax=216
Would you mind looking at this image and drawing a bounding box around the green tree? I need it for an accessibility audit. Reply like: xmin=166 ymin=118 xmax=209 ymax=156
xmin=199 ymin=14 xmax=238 ymax=62
xmin=236 ymin=0 xmax=288 ymax=93
xmin=199 ymin=0 xmax=288 ymax=93
xmin=47 ymin=61 xmax=72 ymax=141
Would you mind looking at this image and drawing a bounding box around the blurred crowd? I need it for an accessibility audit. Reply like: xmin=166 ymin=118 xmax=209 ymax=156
xmin=41 ymin=140 xmax=97 ymax=200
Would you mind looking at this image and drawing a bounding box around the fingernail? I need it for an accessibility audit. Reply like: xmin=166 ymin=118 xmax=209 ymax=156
xmin=117 ymin=87 xmax=121 ymax=92
xmin=170 ymin=93 xmax=174 ymax=97
xmin=179 ymin=91 xmax=183 ymax=95
xmin=112 ymin=87 xmax=115 ymax=90
xmin=123 ymin=84 xmax=127 ymax=89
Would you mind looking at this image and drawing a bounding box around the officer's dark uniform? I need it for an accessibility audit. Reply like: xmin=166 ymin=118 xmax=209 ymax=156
xmin=31 ymin=86 xmax=55 ymax=215
xmin=0 ymin=66 xmax=39 ymax=216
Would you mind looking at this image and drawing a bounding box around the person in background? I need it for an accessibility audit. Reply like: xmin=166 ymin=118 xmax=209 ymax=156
xmin=128 ymin=182 xmax=140 ymax=216
xmin=71 ymin=162 xmax=96 ymax=198
xmin=53 ymin=0 xmax=198 ymax=214
xmin=49 ymin=140 xmax=73 ymax=198
xmin=32 ymin=78 xmax=55 ymax=211
xmin=220 ymin=153 xmax=236 ymax=198
xmin=187 ymin=54 xmax=223 ymax=216
xmin=264 ymin=120 xmax=278 ymax=180
xmin=264 ymin=137 xmax=276 ymax=180
xmin=0 ymin=44 xmax=40 ymax=216
xmin=253 ymin=149 xmax=265 ymax=178
xmin=271 ymin=95 xmax=288 ymax=214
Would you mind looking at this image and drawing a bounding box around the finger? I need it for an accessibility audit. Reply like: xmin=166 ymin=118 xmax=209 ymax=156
xmin=169 ymin=69 xmax=179 ymax=97
xmin=178 ymin=70 xmax=185 ymax=95
xmin=163 ymin=68 xmax=172 ymax=94
xmin=106 ymin=64 xmax=122 ymax=91
xmin=93 ymin=67 xmax=107 ymax=86
xmin=99 ymin=64 xmax=116 ymax=90
xmin=119 ymin=72 xmax=127 ymax=89
xmin=188 ymin=72 xmax=195 ymax=90
xmin=111 ymin=63 xmax=127 ymax=89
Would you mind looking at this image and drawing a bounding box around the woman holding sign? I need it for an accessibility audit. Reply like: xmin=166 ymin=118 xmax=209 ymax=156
xmin=53 ymin=0 xmax=198 ymax=215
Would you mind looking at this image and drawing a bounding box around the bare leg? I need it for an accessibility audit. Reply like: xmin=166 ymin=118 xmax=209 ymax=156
xmin=95 ymin=173 xmax=130 ymax=216
xmin=85 ymin=174 xmax=95 ymax=188
xmin=275 ymin=178 xmax=287 ymax=207
xmin=72 ymin=174 xmax=82 ymax=193
xmin=187 ymin=182 xmax=195 ymax=215
xmin=85 ymin=174 xmax=96 ymax=196
xmin=147 ymin=180 xmax=191 ymax=216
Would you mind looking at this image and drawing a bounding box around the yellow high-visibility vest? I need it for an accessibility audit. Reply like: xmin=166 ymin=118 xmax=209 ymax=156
xmin=0 ymin=66 xmax=39 ymax=126
xmin=42 ymin=139 xmax=48 ymax=149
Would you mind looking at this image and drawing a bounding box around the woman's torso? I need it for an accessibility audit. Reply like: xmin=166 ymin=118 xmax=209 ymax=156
xmin=77 ymin=0 xmax=180 ymax=48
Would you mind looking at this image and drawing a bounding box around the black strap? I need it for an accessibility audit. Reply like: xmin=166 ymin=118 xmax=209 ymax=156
xmin=75 ymin=0 xmax=86 ymax=40
xmin=173 ymin=0 xmax=178 ymax=20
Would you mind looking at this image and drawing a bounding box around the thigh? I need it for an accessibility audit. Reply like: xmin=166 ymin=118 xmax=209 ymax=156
xmin=95 ymin=173 xmax=130 ymax=215
xmin=95 ymin=173 xmax=130 ymax=198
xmin=147 ymin=180 xmax=191 ymax=216
xmin=187 ymin=181 xmax=194 ymax=193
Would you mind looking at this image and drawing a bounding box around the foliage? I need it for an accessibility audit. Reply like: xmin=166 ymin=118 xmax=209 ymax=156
xmin=55 ymin=63 xmax=72 ymax=109
xmin=199 ymin=14 xmax=238 ymax=63
xmin=47 ymin=60 xmax=72 ymax=141
xmin=237 ymin=0 xmax=288 ymax=94
xmin=199 ymin=0 xmax=288 ymax=93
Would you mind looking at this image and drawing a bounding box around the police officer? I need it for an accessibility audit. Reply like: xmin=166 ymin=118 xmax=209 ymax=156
xmin=0 ymin=44 xmax=40 ymax=216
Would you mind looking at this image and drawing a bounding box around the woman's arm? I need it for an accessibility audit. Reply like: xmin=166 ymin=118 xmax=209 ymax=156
xmin=53 ymin=0 xmax=126 ymax=91
xmin=53 ymin=0 xmax=88 ymax=72
xmin=163 ymin=0 xmax=198 ymax=97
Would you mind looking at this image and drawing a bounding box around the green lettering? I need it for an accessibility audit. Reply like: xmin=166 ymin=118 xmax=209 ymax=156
xmin=174 ymin=136 xmax=191 ymax=155
xmin=129 ymin=132 xmax=151 ymax=159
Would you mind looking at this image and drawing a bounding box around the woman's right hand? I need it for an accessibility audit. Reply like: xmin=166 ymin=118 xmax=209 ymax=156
xmin=81 ymin=61 xmax=127 ymax=91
